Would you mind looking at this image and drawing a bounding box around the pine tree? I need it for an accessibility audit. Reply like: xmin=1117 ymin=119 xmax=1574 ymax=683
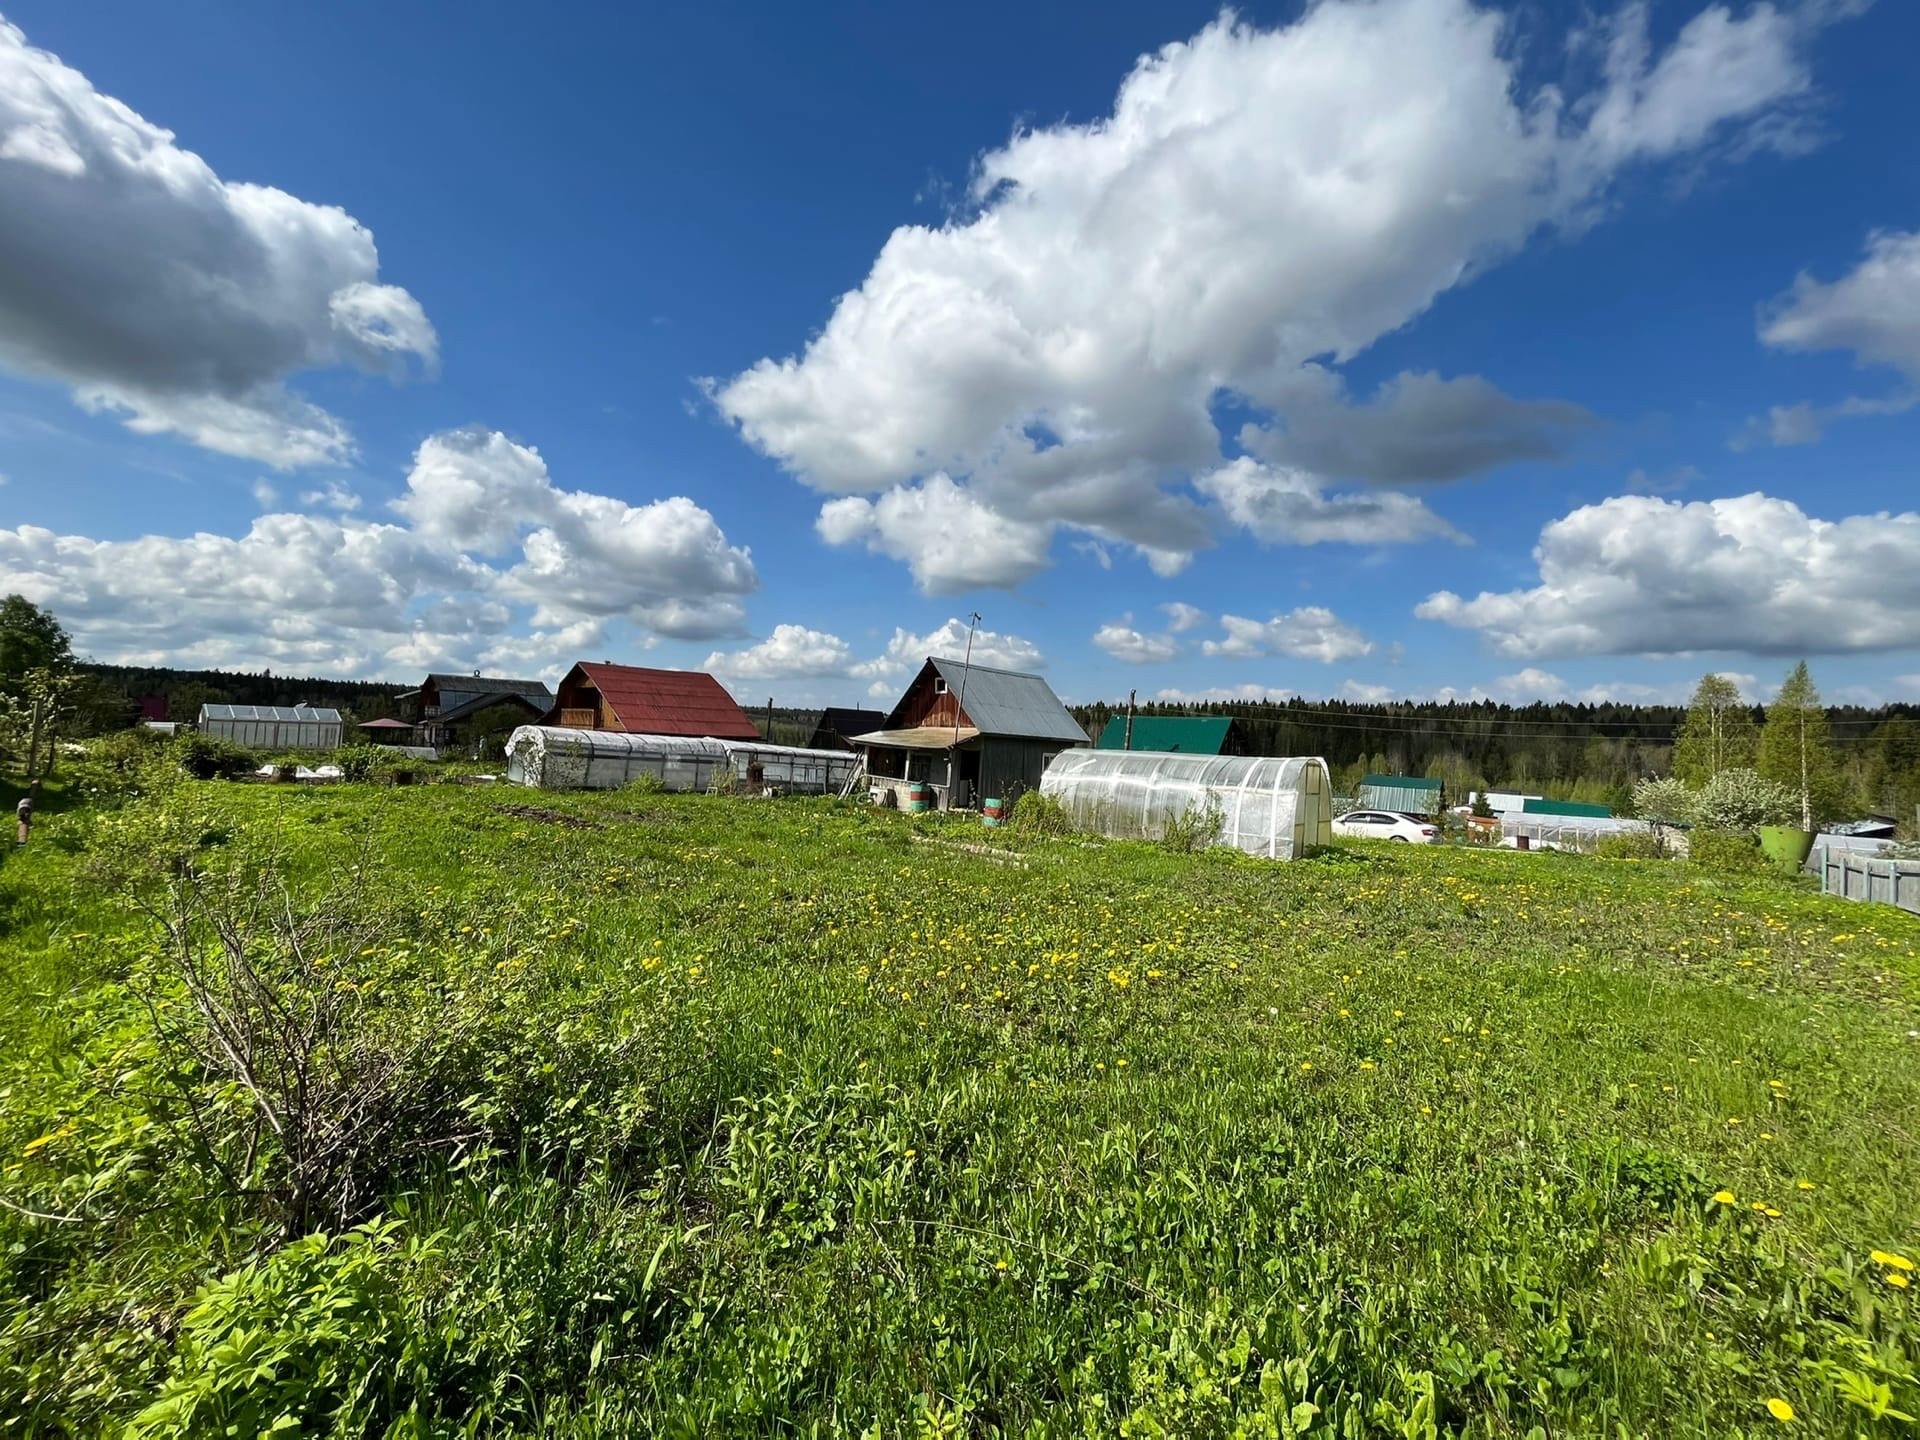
xmin=1758 ymin=662 xmax=1843 ymax=831
xmin=1672 ymin=673 xmax=1758 ymax=785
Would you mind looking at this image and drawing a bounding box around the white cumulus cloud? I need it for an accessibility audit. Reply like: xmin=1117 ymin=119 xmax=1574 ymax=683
xmin=1194 ymin=458 xmax=1465 ymax=547
xmin=0 ymin=427 xmax=760 ymax=674
xmin=705 ymin=624 xmax=855 ymax=680
xmin=1092 ymin=618 xmax=1179 ymax=665
xmin=852 ymin=618 xmax=1047 ymax=697
xmin=714 ymin=0 xmax=1836 ymax=586
xmin=1417 ymin=491 xmax=1920 ymax=658
xmin=0 ymin=19 xmax=436 ymax=467
xmin=815 ymin=474 xmax=1055 ymax=593
xmin=1202 ymin=608 xmax=1373 ymax=664
xmin=400 ymin=428 xmax=759 ymax=639
xmin=1735 ymin=229 xmax=1920 ymax=446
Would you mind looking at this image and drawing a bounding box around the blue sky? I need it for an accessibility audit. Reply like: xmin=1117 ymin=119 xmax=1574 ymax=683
xmin=2 ymin=0 xmax=1918 ymax=711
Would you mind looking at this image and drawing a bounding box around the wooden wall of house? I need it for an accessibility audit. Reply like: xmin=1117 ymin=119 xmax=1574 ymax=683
xmin=893 ymin=668 xmax=967 ymax=730
xmin=979 ymin=738 xmax=1075 ymax=802
xmin=553 ymin=672 xmax=611 ymax=729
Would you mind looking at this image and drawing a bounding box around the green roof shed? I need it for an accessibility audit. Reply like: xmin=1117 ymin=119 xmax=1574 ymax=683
xmin=1095 ymin=715 xmax=1245 ymax=755
xmin=1521 ymin=797 xmax=1612 ymax=819
xmin=1357 ymin=773 xmax=1444 ymax=812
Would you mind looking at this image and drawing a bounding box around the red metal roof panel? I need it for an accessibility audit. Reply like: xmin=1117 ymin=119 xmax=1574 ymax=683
xmin=577 ymin=663 xmax=762 ymax=740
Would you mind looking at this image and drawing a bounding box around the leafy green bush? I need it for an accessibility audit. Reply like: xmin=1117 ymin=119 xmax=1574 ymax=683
xmin=1630 ymin=776 xmax=1694 ymax=828
xmin=332 ymin=744 xmax=392 ymax=783
xmin=1596 ymin=831 xmax=1667 ymax=860
xmin=66 ymin=727 xmax=169 ymax=801
xmin=622 ymin=772 xmax=666 ymax=797
xmin=1691 ymin=767 xmax=1796 ymax=834
xmin=1160 ymin=793 xmax=1223 ymax=854
xmin=127 ymin=1221 xmax=433 ymax=1437
xmin=1688 ymin=830 xmax=1768 ymax=872
xmin=1009 ymin=790 xmax=1071 ymax=835
xmin=171 ymin=732 xmax=258 ymax=781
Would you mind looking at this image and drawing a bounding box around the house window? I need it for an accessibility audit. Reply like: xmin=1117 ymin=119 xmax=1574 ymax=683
xmin=934 ymin=677 xmax=948 ymax=694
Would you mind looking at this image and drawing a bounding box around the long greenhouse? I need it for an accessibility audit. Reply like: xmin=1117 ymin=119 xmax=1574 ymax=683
xmin=504 ymin=726 xmax=863 ymax=794
xmin=1040 ymin=749 xmax=1334 ymax=860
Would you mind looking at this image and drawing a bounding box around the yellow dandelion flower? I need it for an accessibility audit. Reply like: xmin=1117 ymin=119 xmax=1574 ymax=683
xmin=1796 ymin=1181 xmax=1814 ymax=1191
xmin=1871 ymin=1250 xmax=1914 ymax=1272
xmin=1886 ymin=1273 xmax=1910 ymax=1289
xmin=1765 ymin=1397 xmax=1794 ymax=1423
xmin=1300 ymin=1061 xmax=1313 ymax=1072
xmin=1712 ymin=1190 xmax=1737 ymax=1205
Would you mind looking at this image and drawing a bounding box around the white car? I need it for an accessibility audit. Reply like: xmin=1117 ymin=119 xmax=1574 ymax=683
xmin=1333 ymin=809 xmax=1438 ymax=843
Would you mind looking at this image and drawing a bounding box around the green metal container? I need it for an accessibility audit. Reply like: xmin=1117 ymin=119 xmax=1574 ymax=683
xmin=906 ymin=781 xmax=931 ymax=814
xmin=1758 ymin=825 xmax=1814 ymax=871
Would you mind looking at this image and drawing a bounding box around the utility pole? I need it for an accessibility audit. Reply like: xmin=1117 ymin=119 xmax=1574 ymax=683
xmin=766 ymin=696 xmax=775 ymax=742
xmin=1123 ymin=689 xmax=1136 ymax=751
xmin=951 ymin=612 xmax=981 ymax=806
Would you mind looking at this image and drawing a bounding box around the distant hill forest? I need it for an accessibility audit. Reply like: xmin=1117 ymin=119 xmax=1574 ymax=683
xmin=81 ymin=664 xmax=419 ymax=728
xmin=71 ymin=664 xmax=1920 ymax=816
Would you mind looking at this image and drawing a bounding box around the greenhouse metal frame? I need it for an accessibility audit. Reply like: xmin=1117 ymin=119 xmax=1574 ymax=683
xmin=1040 ymin=749 xmax=1334 ymax=860
xmin=504 ymin=726 xmax=863 ymax=794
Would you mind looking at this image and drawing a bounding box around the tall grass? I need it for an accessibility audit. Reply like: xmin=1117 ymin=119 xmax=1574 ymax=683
xmin=1 ymin=783 xmax=1915 ymax=1434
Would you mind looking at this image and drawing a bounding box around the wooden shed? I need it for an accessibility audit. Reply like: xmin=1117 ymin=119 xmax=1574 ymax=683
xmin=543 ymin=662 xmax=762 ymax=741
xmin=856 ymin=657 xmax=1087 ymax=810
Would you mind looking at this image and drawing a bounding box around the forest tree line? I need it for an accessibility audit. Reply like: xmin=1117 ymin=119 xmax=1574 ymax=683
xmin=1071 ymin=679 xmax=1920 ymax=825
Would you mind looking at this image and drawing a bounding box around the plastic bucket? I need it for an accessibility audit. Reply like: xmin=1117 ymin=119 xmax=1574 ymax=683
xmin=982 ymin=797 xmax=1006 ymax=827
xmin=906 ymin=781 xmax=931 ymax=813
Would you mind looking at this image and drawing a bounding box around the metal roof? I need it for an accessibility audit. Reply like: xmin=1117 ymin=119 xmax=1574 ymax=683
xmin=858 ymin=725 xmax=983 ymax=751
xmin=434 ymin=689 xmax=551 ymax=726
xmin=1359 ymin=772 xmax=1441 ymax=791
xmin=425 ymin=673 xmax=553 ymax=697
xmin=922 ymin=658 xmax=1086 ymax=743
xmin=358 ymin=718 xmax=413 ymax=729
xmin=1096 ymin=715 xmax=1234 ymax=753
xmin=568 ymin=663 xmax=762 ymax=740
xmin=1522 ymin=797 xmax=1612 ymax=819
xmin=199 ymin=704 xmax=342 ymax=723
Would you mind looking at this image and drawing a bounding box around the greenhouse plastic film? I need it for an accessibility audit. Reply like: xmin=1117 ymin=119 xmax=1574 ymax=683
xmin=1040 ymin=750 xmax=1334 ymax=860
xmin=504 ymin=727 xmax=863 ymax=794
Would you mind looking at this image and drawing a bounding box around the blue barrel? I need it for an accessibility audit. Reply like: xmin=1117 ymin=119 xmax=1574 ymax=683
xmin=981 ymin=797 xmax=1006 ymax=827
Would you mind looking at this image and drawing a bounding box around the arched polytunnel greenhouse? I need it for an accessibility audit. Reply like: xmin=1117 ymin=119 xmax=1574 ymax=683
xmin=504 ymin=726 xmax=863 ymax=794
xmin=1039 ymin=750 xmax=1334 ymax=860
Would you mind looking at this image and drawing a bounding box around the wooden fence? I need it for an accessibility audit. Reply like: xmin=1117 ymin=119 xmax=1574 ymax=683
xmin=1819 ymin=850 xmax=1920 ymax=916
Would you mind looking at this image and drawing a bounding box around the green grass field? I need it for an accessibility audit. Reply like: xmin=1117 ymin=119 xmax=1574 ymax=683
xmin=2 ymin=781 xmax=1916 ymax=1436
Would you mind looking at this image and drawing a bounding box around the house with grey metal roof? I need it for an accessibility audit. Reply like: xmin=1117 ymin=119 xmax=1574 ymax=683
xmin=197 ymin=703 xmax=344 ymax=750
xmin=855 ymin=657 xmax=1088 ymax=809
xmin=397 ymin=672 xmax=555 ymax=754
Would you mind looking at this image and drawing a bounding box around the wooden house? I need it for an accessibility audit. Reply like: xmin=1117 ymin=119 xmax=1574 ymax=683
xmin=543 ymin=662 xmax=761 ymax=740
xmin=855 ymin=657 xmax=1086 ymax=809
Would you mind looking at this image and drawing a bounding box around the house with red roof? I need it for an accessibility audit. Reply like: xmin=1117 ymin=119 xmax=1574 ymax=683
xmin=544 ymin=661 xmax=761 ymax=741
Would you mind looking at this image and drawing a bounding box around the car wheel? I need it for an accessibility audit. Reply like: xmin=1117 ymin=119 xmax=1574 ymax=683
xmin=1391 ymin=835 xmax=1409 ymax=842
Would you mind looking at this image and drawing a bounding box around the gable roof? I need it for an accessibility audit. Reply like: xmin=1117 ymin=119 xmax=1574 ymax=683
xmin=434 ymin=688 xmax=551 ymax=726
xmin=912 ymin=657 xmax=1085 ymax=743
xmin=1360 ymin=773 xmax=1442 ymax=791
xmin=570 ymin=662 xmax=761 ymax=740
xmin=425 ymin=673 xmax=553 ymax=697
xmin=1096 ymin=715 xmax=1234 ymax=753
xmin=806 ymin=707 xmax=887 ymax=745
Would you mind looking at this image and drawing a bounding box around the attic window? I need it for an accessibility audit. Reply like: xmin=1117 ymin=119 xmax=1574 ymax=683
xmin=933 ymin=677 xmax=948 ymax=694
